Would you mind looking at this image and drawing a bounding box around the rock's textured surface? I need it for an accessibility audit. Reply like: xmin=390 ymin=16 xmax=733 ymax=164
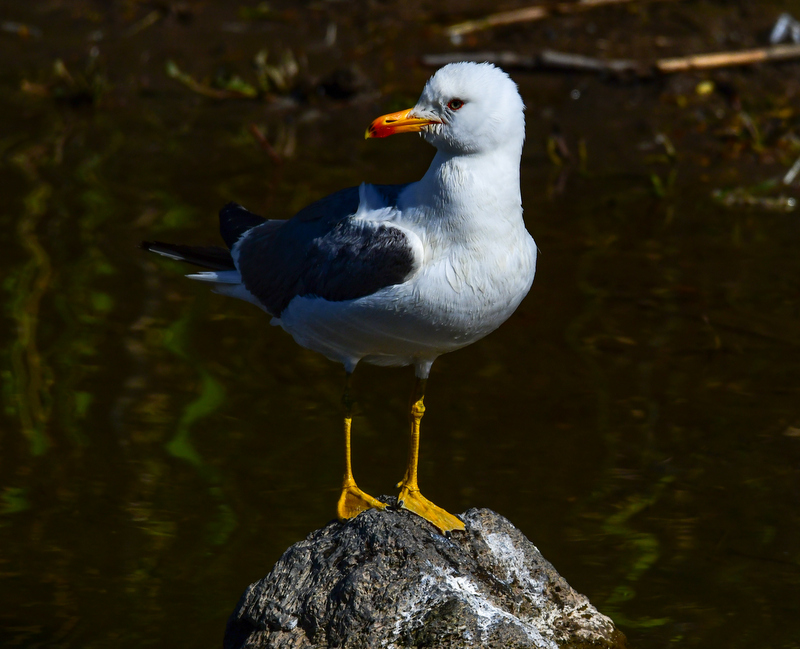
xmin=224 ymin=505 xmax=626 ymax=649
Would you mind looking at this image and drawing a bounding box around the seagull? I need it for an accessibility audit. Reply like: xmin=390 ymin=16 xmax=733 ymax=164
xmin=142 ymin=62 xmax=537 ymax=533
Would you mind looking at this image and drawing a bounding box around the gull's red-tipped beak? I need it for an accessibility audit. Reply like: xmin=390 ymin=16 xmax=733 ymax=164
xmin=365 ymin=108 xmax=438 ymax=139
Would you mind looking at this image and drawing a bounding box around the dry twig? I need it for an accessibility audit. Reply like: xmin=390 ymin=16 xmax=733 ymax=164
xmin=539 ymin=50 xmax=643 ymax=75
xmin=248 ymin=124 xmax=283 ymax=165
xmin=445 ymin=0 xmax=681 ymax=39
xmin=423 ymin=52 xmax=537 ymax=69
xmin=656 ymin=43 xmax=800 ymax=72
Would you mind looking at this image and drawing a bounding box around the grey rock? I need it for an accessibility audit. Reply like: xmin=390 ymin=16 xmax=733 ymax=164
xmin=224 ymin=504 xmax=626 ymax=649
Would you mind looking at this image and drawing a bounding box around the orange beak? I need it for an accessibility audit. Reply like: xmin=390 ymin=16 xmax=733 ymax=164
xmin=365 ymin=108 xmax=438 ymax=139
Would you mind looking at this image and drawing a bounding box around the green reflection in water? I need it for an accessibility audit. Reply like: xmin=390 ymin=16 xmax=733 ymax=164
xmin=601 ymin=475 xmax=674 ymax=629
xmin=158 ymin=308 xmax=237 ymax=546
xmin=167 ymin=370 xmax=226 ymax=469
xmin=147 ymin=191 xmax=199 ymax=232
xmin=0 ymin=487 xmax=29 ymax=517
xmin=6 ymin=178 xmax=53 ymax=456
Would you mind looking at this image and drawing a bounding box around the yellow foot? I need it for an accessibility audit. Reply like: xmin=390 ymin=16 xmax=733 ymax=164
xmin=397 ymin=486 xmax=466 ymax=533
xmin=337 ymin=484 xmax=387 ymax=521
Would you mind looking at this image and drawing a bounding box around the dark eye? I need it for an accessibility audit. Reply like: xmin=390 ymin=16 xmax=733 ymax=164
xmin=448 ymin=99 xmax=464 ymax=110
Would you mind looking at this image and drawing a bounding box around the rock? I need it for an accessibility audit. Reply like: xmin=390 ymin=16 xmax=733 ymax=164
xmin=224 ymin=504 xmax=626 ymax=649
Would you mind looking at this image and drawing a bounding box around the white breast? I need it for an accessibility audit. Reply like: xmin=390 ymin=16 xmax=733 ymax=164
xmin=276 ymin=217 xmax=536 ymax=376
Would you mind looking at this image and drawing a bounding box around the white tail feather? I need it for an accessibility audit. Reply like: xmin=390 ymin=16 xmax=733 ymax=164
xmin=186 ymin=270 xmax=242 ymax=284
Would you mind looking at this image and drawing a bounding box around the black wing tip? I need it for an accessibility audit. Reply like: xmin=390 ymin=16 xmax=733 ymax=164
xmin=220 ymin=201 xmax=243 ymax=214
xmin=140 ymin=240 xmax=179 ymax=254
xmin=219 ymin=201 xmax=267 ymax=248
xmin=220 ymin=202 xmax=258 ymax=218
xmin=140 ymin=240 xmax=235 ymax=270
xmin=140 ymin=240 xmax=187 ymax=261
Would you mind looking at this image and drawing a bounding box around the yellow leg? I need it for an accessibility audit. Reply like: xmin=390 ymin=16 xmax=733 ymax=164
xmin=336 ymin=373 xmax=386 ymax=521
xmin=397 ymin=377 xmax=465 ymax=533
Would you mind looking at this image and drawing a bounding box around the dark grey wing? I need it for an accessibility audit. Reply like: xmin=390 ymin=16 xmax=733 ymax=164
xmin=235 ymin=184 xmax=416 ymax=316
xmin=220 ymin=203 xmax=266 ymax=248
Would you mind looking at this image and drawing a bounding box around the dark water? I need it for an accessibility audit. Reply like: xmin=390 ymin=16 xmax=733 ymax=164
xmin=2 ymin=1 xmax=799 ymax=647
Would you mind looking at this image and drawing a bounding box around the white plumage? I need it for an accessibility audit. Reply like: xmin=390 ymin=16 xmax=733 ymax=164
xmin=189 ymin=62 xmax=536 ymax=379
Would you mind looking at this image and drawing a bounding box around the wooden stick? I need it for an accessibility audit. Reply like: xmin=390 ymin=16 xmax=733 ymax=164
xmin=445 ymin=0 xmax=680 ymax=39
xmin=422 ymin=52 xmax=538 ymax=69
xmin=446 ymin=7 xmax=546 ymax=38
xmin=539 ymin=49 xmax=643 ymax=75
xmin=423 ymin=50 xmax=642 ymax=75
xmin=656 ymin=43 xmax=800 ymax=72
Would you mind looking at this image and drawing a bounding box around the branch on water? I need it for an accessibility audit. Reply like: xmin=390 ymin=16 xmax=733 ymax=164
xmin=656 ymin=43 xmax=800 ymax=72
xmin=422 ymin=50 xmax=645 ymax=77
xmin=445 ymin=0 xmax=683 ymax=40
xmin=423 ymin=51 xmax=538 ymax=69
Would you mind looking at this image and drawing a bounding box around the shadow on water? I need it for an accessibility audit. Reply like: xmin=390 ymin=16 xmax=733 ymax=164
xmin=1 ymin=1 xmax=799 ymax=647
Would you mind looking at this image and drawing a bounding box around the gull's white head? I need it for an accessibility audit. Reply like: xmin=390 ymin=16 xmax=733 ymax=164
xmin=367 ymin=62 xmax=525 ymax=157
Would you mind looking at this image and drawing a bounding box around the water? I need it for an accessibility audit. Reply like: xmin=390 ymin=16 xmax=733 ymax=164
xmin=1 ymin=1 xmax=799 ymax=647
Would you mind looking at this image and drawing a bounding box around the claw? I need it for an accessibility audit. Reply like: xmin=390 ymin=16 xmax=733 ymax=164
xmin=397 ymin=484 xmax=465 ymax=533
xmin=337 ymin=483 xmax=386 ymax=521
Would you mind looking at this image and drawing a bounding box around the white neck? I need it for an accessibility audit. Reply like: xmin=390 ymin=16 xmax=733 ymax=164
xmin=403 ymin=143 xmax=523 ymax=237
